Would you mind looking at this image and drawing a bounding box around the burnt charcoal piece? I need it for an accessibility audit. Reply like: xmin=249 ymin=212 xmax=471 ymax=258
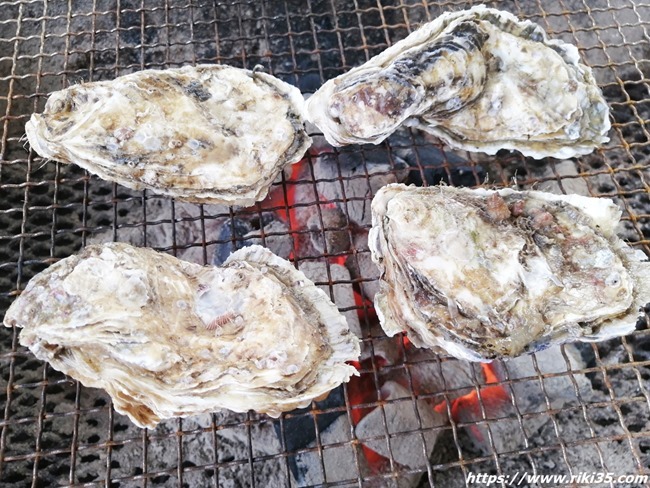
xmin=212 ymin=214 xmax=294 ymax=266
xmin=412 ymin=163 xmax=486 ymax=187
xmin=306 ymin=147 xmax=408 ymax=228
xmin=212 ymin=217 xmax=255 ymax=266
xmin=307 ymin=206 xmax=351 ymax=255
xmin=272 ymin=386 xmax=346 ymax=481
xmin=404 ymin=146 xmax=484 ymax=187
xmin=387 ymin=131 xmax=485 ymax=187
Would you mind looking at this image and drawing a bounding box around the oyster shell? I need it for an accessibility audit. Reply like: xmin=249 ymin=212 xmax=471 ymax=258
xmin=306 ymin=6 xmax=610 ymax=159
xmin=369 ymin=184 xmax=650 ymax=361
xmin=26 ymin=65 xmax=312 ymax=206
xmin=3 ymin=243 xmax=360 ymax=428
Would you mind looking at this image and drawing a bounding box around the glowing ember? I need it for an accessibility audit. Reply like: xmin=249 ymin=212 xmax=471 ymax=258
xmin=348 ymin=358 xmax=391 ymax=474
xmin=262 ymin=157 xmax=511 ymax=470
xmin=434 ymin=363 xmax=509 ymax=443
xmin=263 ymin=157 xmax=352 ymax=261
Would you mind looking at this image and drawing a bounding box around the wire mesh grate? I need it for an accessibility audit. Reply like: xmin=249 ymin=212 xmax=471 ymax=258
xmin=1 ymin=0 xmax=650 ymax=487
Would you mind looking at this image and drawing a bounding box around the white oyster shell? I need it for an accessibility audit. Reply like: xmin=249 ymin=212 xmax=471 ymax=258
xmin=306 ymin=5 xmax=610 ymax=159
xmin=369 ymin=184 xmax=650 ymax=361
xmin=3 ymin=243 xmax=360 ymax=428
xmin=26 ymin=65 xmax=312 ymax=206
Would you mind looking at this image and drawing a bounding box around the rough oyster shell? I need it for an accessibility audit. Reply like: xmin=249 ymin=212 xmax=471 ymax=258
xmin=306 ymin=5 xmax=610 ymax=159
xmin=3 ymin=243 xmax=360 ymax=428
xmin=369 ymin=184 xmax=650 ymax=361
xmin=26 ymin=65 xmax=312 ymax=206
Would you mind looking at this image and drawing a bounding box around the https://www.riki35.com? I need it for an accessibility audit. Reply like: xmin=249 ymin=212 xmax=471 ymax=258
xmin=466 ymin=471 xmax=649 ymax=486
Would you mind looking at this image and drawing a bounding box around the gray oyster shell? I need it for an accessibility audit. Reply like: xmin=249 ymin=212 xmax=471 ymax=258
xmin=3 ymin=243 xmax=360 ymax=428
xmin=306 ymin=5 xmax=610 ymax=159
xmin=26 ymin=65 xmax=312 ymax=206
xmin=369 ymin=184 xmax=650 ymax=361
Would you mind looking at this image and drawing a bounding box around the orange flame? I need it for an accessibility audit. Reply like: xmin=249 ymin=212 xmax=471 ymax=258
xmin=266 ymin=159 xmax=509 ymax=462
xmin=434 ymin=363 xmax=509 ymax=444
xmin=347 ymin=359 xmax=391 ymax=474
xmin=263 ymin=158 xmax=352 ymax=264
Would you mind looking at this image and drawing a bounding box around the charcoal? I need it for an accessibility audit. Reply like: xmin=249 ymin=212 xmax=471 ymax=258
xmin=355 ymin=381 xmax=445 ymax=470
xmin=602 ymin=72 xmax=650 ymax=126
xmin=410 ymin=164 xmax=486 ymax=187
xmin=404 ymin=348 xmax=478 ymax=397
xmin=346 ymin=231 xmax=381 ymax=302
xmin=89 ymin=200 xmax=230 ymax=265
xmin=466 ymin=345 xmax=593 ymax=454
xmin=273 ymin=386 xmax=346 ymax=482
xmin=242 ymin=219 xmax=294 ymax=261
xmin=387 ymin=130 xmax=485 ymax=187
xmin=288 ymin=409 xmax=363 ymax=486
xmin=298 ymin=261 xmax=362 ymax=340
xmin=212 ymin=217 xmax=256 ymax=266
xmin=359 ymin=323 xmax=402 ymax=364
xmin=532 ymin=159 xmax=591 ymax=196
xmin=296 ymin=73 xmax=323 ymax=95
xmin=307 ymin=205 xmax=352 ymax=255
xmin=312 ymin=148 xmax=409 ymax=227
xmin=212 ymin=216 xmax=293 ymax=265
xmin=291 ymin=179 xmax=321 ymax=257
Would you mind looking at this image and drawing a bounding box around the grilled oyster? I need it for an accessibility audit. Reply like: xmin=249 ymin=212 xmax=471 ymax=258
xmin=306 ymin=6 xmax=610 ymax=159
xmin=369 ymin=184 xmax=650 ymax=361
xmin=3 ymin=243 xmax=360 ymax=428
xmin=26 ymin=65 xmax=311 ymax=206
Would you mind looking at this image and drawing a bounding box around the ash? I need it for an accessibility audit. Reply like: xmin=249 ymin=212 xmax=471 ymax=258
xmin=1 ymin=0 xmax=650 ymax=487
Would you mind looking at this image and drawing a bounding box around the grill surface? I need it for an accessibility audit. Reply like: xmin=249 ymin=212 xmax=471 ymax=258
xmin=2 ymin=1 xmax=650 ymax=487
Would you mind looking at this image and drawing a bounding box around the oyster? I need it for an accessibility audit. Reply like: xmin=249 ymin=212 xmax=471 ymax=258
xmin=306 ymin=6 xmax=610 ymax=159
xmin=25 ymin=65 xmax=311 ymax=206
xmin=3 ymin=243 xmax=360 ymax=428
xmin=369 ymin=184 xmax=650 ymax=361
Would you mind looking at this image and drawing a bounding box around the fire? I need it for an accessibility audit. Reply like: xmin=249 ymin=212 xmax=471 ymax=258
xmin=263 ymin=157 xmax=352 ymax=264
xmin=434 ymin=362 xmax=509 ymax=444
xmin=347 ymin=358 xmax=390 ymax=474
xmin=268 ymin=157 xmax=393 ymax=473
xmin=261 ymin=161 xmax=302 ymax=261
xmin=265 ymin=157 xmax=510 ymax=469
xmin=354 ymin=290 xmax=376 ymax=321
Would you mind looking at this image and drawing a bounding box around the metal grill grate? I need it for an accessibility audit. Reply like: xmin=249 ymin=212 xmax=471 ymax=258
xmin=2 ymin=1 xmax=650 ymax=487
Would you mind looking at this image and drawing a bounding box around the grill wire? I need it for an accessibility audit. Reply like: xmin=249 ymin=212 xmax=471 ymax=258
xmin=1 ymin=0 xmax=650 ymax=487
